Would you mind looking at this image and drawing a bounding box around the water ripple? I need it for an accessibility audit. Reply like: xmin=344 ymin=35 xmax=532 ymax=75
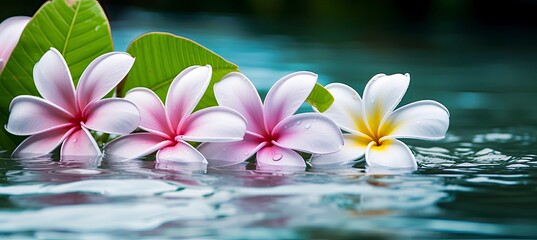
xmin=0 ymin=202 xmax=216 ymax=232
xmin=0 ymin=127 xmax=536 ymax=238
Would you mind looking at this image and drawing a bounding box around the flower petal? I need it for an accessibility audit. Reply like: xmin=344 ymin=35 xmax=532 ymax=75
xmin=33 ymin=48 xmax=77 ymax=114
xmin=166 ymin=65 xmax=212 ymax=132
xmin=263 ymin=71 xmax=317 ymax=131
xmin=197 ymin=133 xmax=266 ymax=166
xmin=362 ymin=73 xmax=410 ymax=135
xmin=0 ymin=16 xmax=30 ymax=64
xmin=321 ymin=83 xmax=371 ymax=136
xmin=273 ymin=113 xmax=343 ymax=154
xmin=180 ymin=106 xmax=247 ymax=142
xmin=157 ymin=141 xmax=207 ymax=164
xmin=365 ymin=139 xmax=417 ymax=169
xmin=380 ymin=100 xmax=450 ymax=140
xmin=61 ymin=127 xmax=101 ymax=157
xmin=83 ymin=99 xmax=140 ymax=135
xmin=104 ymin=133 xmax=171 ymax=160
xmin=76 ymin=52 xmax=135 ymax=110
xmin=310 ymin=134 xmax=370 ymax=166
xmin=12 ymin=126 xmax=75 ymax=158
xmin=6 ymin=96 xmax=73 ymax=136
xmin=214 ymin=72 xmax=266 ymax=135
xmin=0 ymin=59 xmax=4 ymax=72
xmin=256 ymin=145 xmax=305 ymax=168
xmin=125 ymin=88 xmax=173 ymax=137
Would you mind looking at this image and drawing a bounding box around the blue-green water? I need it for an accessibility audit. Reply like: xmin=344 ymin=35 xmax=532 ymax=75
xmin=1 ymin=9 xmax=537 ymax=239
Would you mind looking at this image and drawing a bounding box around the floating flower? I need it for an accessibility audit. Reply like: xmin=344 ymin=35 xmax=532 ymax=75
xmin=0 ymin=16 xmax=31 ymax=73
xmin=310 ymin=73 xmax=450 ymax=169
xmin=6 ymin=48 xmax=139 ymax=158
xmin=105 ymin=65 xmax=247 ymax=164
xmin=198 ymin=72 xmax=343 ymax=169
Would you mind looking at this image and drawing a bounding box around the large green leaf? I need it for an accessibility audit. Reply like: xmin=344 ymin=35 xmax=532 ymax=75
xmin=0 ymin=0 xmax=113 ymax=151
xmin=120 ymin=32 xmax=239 ymax=110
xmin=121 ymin=32 xmax=334 ymax=112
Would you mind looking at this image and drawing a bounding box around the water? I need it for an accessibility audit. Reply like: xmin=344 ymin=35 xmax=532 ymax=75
xmin=1 ymin=9 xmax=537 ymax=239
xmin=1 ymin=128 xmax=536 ymax=238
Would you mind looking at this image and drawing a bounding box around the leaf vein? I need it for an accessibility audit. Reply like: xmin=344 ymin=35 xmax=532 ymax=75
xmin=62 ymin=0 xmax=82 ymax=54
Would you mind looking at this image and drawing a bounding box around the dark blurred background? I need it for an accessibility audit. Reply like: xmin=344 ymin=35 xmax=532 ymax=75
xmin=1 ymin=0 xmax=537 ymax=129
xmin=4 ymin=0 xmax=537 ymax=36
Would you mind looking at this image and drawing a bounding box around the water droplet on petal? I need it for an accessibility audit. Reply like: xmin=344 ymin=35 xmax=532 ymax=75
xmin=273 ymin=153 xmax=283 ymax=161
xmin=72 ymin=138 xmax=78 ymax=143
xmin=352 ymin=94 xmax=360 ymax=100
xmin=305 ymin=123 xmax=311 ymax=129
xmin=296 ymin=120 xmax=302 ymax=125
xmin=244 ymin=152 xmax=249 ymax=156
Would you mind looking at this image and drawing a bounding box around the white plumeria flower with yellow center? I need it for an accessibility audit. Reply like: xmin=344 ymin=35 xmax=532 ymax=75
xmin=311 ymin=73 xmax=450 ymax=169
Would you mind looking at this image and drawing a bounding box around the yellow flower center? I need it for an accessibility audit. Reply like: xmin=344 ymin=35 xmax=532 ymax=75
xmin=355 ymin=107 xmax=397 ymax=147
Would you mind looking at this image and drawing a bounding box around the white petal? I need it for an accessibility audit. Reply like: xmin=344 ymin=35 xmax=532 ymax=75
xmin=263 ymin=71 xmax=317 ymax=131
xmin=362 ymin=73 xmax=409 ymax=135
xmin=256 ymin=145 xmax=306 ymax=168
xmin=7 ymin=96 xmax=73 ymax=135
xmin=0 ymin=16 xmax=30 ymax=63
xmin=380 ymin=100 xmax=450 ymax=140
xmin=214 ymin=72 xmax=266 ymax=135
xmin=310 ymin=134 xmax=370 ymax=166
xmin=197 ymin=133 xmax=266 ymax=166
xmin=166 ymin=65 xmax=212 ymax=132
xmin=180 ymin=106 xmax=246 ymax=142
xmin=83 ymin=98 xmax=140 ymax=135
xmin=33 ymin=48 xmax=77 ymax=114
xmin=365 ymin=139 xmax=417 ymax=169
xmin=321 ymin=83 xmax=371 ymax=136
xmin=12 ymin=126 xmax=75 ymax=158
xmin=60 ymin=127 xmax=101 ymax=157
xmin=104 ymin=133 xmax=171 ymax=160
xmin=157 ymin=141 xmax=207 ymax=164
xmin=76 ymin=52 xmax=135 ymax=109
xmin=272 ymin=113 xmax=343 ymax=154
xmin=125 ymin=88 xmax=174 ymax=137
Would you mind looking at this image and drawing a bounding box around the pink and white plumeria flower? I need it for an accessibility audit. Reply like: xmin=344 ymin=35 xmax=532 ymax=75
xmin=104 ymin=65 xmax=247 ymax=164
xmin=0 ymin=16 xmax=31 ymax=73
xmin=6 ymin=48 xmax=140 ymax=158
xmin=198 ymin=72 xmax=343 ymax=169
xmin=310 ymin=73 xmax=450 ymax=169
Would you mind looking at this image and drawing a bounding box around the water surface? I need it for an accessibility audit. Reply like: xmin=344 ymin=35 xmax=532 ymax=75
xmin=1 ymin=128 xmax=537 ymax=239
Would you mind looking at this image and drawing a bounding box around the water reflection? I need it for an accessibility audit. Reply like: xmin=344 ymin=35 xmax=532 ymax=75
xmin=1 ymin=127 xmax=536 ymax=238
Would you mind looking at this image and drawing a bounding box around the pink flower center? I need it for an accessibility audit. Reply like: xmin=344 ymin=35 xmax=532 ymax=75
xmin=260 ymin=130 xmax=279 ymax=147
xmin=69 ymin=109 xmax=88 ymax=129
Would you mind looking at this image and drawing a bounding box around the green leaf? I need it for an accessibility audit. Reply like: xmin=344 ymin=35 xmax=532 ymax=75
xmin=0 ymin=0 xmax=113 ymax=151
xmin=307 ymin=83 xmax=334 ymax=112
xmin=120 ymin=32 xmax=238 ymax=110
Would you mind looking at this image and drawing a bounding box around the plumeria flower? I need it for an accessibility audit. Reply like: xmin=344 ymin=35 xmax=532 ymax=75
xmin=104 ymin=65 xmax=247 ymax=164
xmin=6 ymin=48 xmax=140 ymax=158
xmin=0 ymin=16 xmax=31 ymax=73
xmin=310 ymin=73 xmax=450 ymax=169
xmin=198 ymin=72 xmax=343 ymax=169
